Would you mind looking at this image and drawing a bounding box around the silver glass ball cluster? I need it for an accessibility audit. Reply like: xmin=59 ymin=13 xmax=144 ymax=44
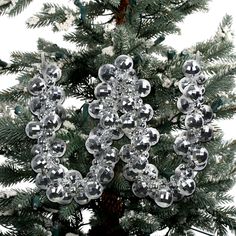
xmin=88 ymin=55 xmax=161 ymax=202
xmin=166 ymin=60 xmax=214 ymax=207
xmin=26 ymin=56 xmax=213 ymax=208
xmin=26 ymin=62 xmax=89 ymax=205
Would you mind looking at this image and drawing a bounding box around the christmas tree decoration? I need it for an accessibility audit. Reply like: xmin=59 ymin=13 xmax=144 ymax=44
xmin=26 ymin=55 xmax=213 ymax=209
xmin=1 ymin=1 xmax=236 ymax=235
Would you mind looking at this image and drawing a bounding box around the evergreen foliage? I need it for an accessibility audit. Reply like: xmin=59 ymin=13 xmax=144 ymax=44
xmin=0 ymin=0 xmax=236 ymax=235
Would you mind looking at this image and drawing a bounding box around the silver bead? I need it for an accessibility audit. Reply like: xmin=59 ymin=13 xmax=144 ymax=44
xmin=182 ymin=60 xmax=201 ymax=78
xmin=177 ymin=95 xmax=195 ymax=114
xmin=27 ymin=76 xmax=46 ymax=96
xmin=46 ymin=182 xmax=65 ymax=203
xmin=84 ymin=180 xmax=104 ymax=200
xmin=98 ymin=64 xmax=116 ymax=83
xmin=154 ymin=188 xmax=173 ymax=208
xmin=25 ymin=121 xmax=42 ymax=139
xmin=48 ymin=86 xmax=65 ymax=104
xmin=31 ymin=154 xmax=47 ymax=173
xmin=177 ymin=177 xmax=196 ymax=196
xmin=94 ymin=83 xmax=112 ymax=99
xmin=135 ymin=79 xmax=151 ymax=97
xmin=185 ymin=113 xmax=204 ymax=129
xmin=43 ymin=113 xmax=62 ymax=131
xmin=132 ymin=180 xmax=149 ymax=198
xmin=44 ymin=64 xmax=62 ymax=84
xmin=114 ymin=55 xmax=133 ymax=70
xmin=49 ymin=139 xmax=66 ymax=157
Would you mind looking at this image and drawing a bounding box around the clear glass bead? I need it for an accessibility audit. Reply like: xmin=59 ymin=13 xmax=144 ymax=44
xmin=31 ymin=154 xmax=47 ymax=173
xmin=35 ymin=173 xmax=51 ymax=190
xmin=44 ymin=64 xmax=62 ymax=85
xmin=88 ymin=100 xmax=104 ymax=119
xmin=74 ymin=181 xmax=90 ymax=205
xmin=43 ymin=113 xmax=62 ymax=131
xmin=132 ymin=135 xmax=151 ymax=152
xmin=173 ymin=136 xmax=191 ymax=156
xmin=84 ymin=180 xmax=104 ymax=199
xmin=132 ymin=180 xmax=149 ymax=198
xmin=57 ymin=190 xmax=73 ymax=205
xmin=144 ymin=128 xmax=160 ymax=146
xmin=120 ymin=113 xmax=136 ymax=135
xmin=182 ymin=60 xmax=201 ymax=78
xmin=175 ymin=163 xmax=194 ymax=179
xmin=123 ymin=164 xmax=139 ymax=181
xmin=85 ymin=135 xmax=102 ymax=154
xmin=135 ymin=79 xmax=151 ymax=97
xmin=131 ymin=155 xmax=148 ymax=173
xmin=183 ymin=84 xmax=203 ymax=100
xmin=185 ymin=113 xmax=204 ymax=129
xmin=65 ymin=170 xmax=83 ymax=184
xmin=154 ymin=188 xmax=173 ymax=208
xmin=114 ymin=55 xmax=133 ymax=70
xmin=25 ymin=121 xmax=42 ymax=139
xmin=49 ymin=139 xmax=66 ymax=157
xmin=177 ymin=95 xmax=195 ymax=114
xmin=100 ymin=112 xmax=119 ymax=129
xmin=28 ymin=76 xmax=46 ymax=96
xmin=177 ymin=177 xmax=196 ymax=196
xmin=118 ymin=96 xmax=136 ymax=113
xmin=111 ymin=127 xmax=124 ymax=140
xmin=119 ymin=144 xmax=136 ymax=163
xmin=178 ymin=77 xmax=191 ymax=93
xmin=31 ymin=144 xmax=43 ymax=156
xmin=98 ymin=64 xmax=117 ymax=84
xmin=100 ymin=147 xmax=119 ymax=166
xmin=196 ymin=74 xmax=207 ymax=85
xmin=48 ymin=86 xmax=65 ymax=104
xmin=138 ymin=104 xmax=153 ymax=121
xmin=94 ymin=83 xmax=112 ymax=99
xmin=47 ymin=165 xmax=66 ymax=181
xmin=199 ymin=125 xmax=214 ymax=142
xmin=29 ymin=97 xmax=45 ymax=117
xmin=142 ymin=164 xmax=158 ymax=181
xmin=190 ymin=146 xmax=208 ymax=168
xmin=46 ymin=182 xmax=65 ymax=203
xmin=97 ymin=165 xmax=114 ymax=185
xmin=200 ymin=105 xmax=213 ymax=124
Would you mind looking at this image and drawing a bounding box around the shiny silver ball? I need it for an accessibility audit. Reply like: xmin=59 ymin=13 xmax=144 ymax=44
xmin=94 ymin=83 xmax=112 ymax=99
xmin=182 ymin=60 xmax=201 ymax=78
xmin=185 ymin=113 xmax=204 ymax=129
xmin=177 ymin=177 xmax=196 ymax=196
xmin=154 ymin=188 xmax=173 ymax=208
xmin=177 ymin=95 xmax=195 ymax=114
xmin=49 ymin=139 xmax=66 ymax=157
xmin=98 ymin=64 xmax=116 ymax=83
xmin=27 ymin=76 xmax=46 ymax=96
xmin=173 ymin=136 xmax=191 ymax=156
xmin=135 ymin=79 xmax=151 ymax=97
xmin=44 ymin=64 xmax=62 ymax=85
xmin=200 ymin=105 xmax=214 ymax=124
xmin=114 ymin=55 xmax=133 ymax=70
xmin=25 ymin=121 xmax=42 ymax=139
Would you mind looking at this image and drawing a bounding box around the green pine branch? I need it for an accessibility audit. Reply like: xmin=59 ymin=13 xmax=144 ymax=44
xmin=27 ymin=3 xmax=75 ymax=30
xmin=0 ymin=85 xmax=29 ymax=103
xmin=0 ymin=164 xmax=33 ymax=186
xmin=8 ymin=0 xmax=33 ymax=17
xmin=0 ymin=113 xmax=31 ymax=146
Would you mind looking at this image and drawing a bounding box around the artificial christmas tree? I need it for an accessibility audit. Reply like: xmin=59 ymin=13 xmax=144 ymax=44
xmin=0 ymin=0 xmax=236 ymax=235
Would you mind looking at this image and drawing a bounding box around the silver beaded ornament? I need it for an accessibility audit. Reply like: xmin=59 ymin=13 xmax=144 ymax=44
xmin=26 ymin=54 xmax=213 ymax=208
